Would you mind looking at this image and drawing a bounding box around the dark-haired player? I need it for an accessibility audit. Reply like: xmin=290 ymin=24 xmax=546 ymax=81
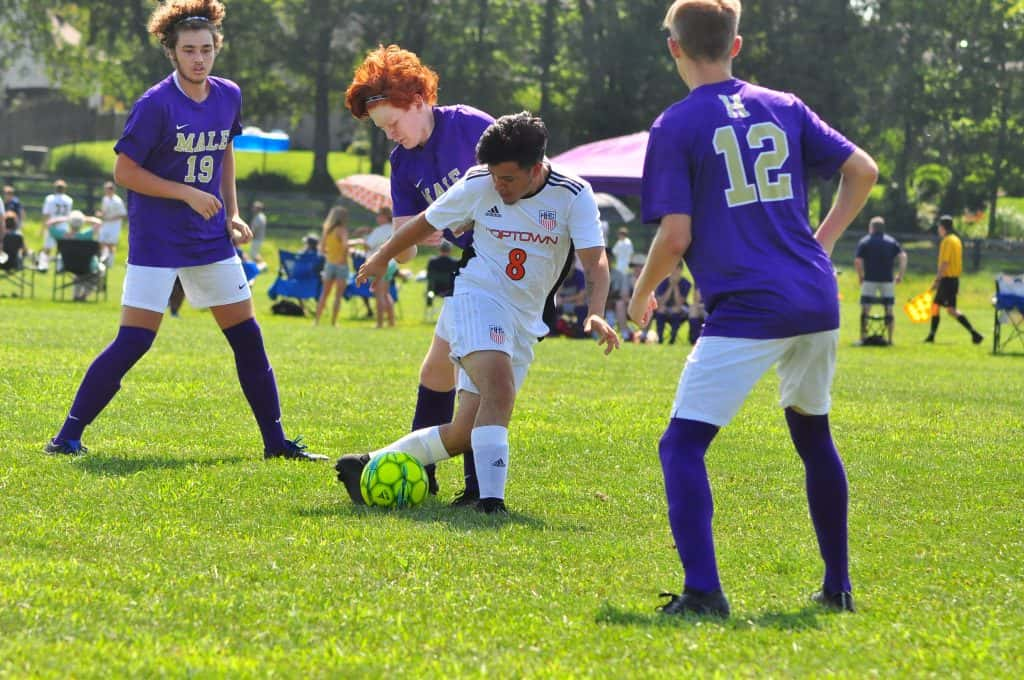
xmin=45 ymin=0 xmax=324 ymax=461
xmin=337 ymin=112 xmax=619 ymax=513
xmin=629 ymin=0 xmax=878 ymax=616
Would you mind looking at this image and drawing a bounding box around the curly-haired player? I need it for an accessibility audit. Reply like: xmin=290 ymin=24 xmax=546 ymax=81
xmin=44 ymin=0 xmax=325 ymax=461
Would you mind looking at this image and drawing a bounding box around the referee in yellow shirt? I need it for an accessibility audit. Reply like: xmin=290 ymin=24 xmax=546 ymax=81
xmin=925 ymin=215 xmax=983 ymax=344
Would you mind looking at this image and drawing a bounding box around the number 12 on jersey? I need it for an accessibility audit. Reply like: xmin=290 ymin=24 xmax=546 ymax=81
xmin=713 ymin=122 xmax=793 ymax=207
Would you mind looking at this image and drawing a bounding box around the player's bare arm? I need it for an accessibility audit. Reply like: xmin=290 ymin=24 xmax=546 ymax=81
xmin=357 ymin=211 xmax=436 ymax=285
xmin=577 ymin=245 xmax=620 ymax=354
xmin=813 ymin=147 xmax=878 ymax=256
xmin=219 ymin=141 xmax=252 ymax=244
xmin=114 ymin=153 xmax=222 ymax=220
xmin=629 ymin=213 xmax=691 ymax=326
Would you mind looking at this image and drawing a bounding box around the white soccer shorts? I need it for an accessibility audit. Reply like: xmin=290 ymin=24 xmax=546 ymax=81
xmin=121 ymin=256 xmax=250 ymax=313
xmin=98 ymin=222 xmax=123 ymax=245
xmin=436 ymin=292 xmax=536 ymax=395
xmin=671 ymin=330 xmax=839 ymax=426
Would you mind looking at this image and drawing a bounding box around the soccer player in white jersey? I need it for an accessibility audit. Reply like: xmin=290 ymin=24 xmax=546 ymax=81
xmin=41 ymin=179 xmax=74 ymax=259
xmin=336 ymin=112 xmax=620 ymax=513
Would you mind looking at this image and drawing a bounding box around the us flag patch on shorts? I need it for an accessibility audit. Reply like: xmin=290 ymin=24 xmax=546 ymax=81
xmin=489 ymin=325 xmax=506 ymax=344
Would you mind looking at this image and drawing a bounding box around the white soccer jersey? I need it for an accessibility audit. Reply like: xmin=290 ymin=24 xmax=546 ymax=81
xmin=425 ymin=163 xmax=604 ymax=336
xmin=42 ymin=193 xmax=74 ymax=228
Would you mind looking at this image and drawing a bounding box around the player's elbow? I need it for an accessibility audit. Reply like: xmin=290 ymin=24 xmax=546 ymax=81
xmin=845 ymin=148 xmax=879 ymax=185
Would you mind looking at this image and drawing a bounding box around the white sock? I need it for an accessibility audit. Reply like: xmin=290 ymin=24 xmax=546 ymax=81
xmin=370 ymin=426 xmax=450 ymax=466
xmin=471 ymin=425 xmax=510 ymax=500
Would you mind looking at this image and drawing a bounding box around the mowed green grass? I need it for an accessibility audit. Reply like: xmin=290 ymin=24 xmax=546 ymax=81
xmin=1 ymin=238 xmax=1022 ymax=677
xmin=50 ymin=141 xmax=377 ymax=185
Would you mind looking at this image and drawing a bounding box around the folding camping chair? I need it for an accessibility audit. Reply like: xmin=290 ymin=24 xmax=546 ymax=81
xmin=860 ymin=296 xmax=890 ymax=346
xmin=52 ymin=239 xmax=107 ymax=302
xmin=0 ymin=231 xmax=35 ymax=298
xmin=267 ymin=249 xmax=323 ymax=316
xmin=992 ymin=273 xmax=1024 ymax=354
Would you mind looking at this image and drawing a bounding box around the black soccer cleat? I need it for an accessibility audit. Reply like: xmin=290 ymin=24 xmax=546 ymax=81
xmin=658 ymin=588 xmax=731 ymax=618
xmin=812 ymin=589 xmax=855 ymax=612
xmin=474 ymin=497 xmax=508 ymax=515
xmin=335 ymin=454 xmax=370 ymax=505
xmin=44 ymin=438 xmax=88 ymax=456
xmin=450 ymin=487 xmax=481 ymax=508
xmin=923 ymin=335 xmax=935 ymax=343
xmin=972 ymin=332 xmax=984 ymax=345
xmin=264 ymin=437 xmax=328 ymax=461
xmin=425 ymin=463 xmax=439 ymax=496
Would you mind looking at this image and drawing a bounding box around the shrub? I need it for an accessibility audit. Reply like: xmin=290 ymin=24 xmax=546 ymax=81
xmin=239 ymin=171 xmax=298 ymax=191
xmin=54 ymin=154 xmax=107 ymax=178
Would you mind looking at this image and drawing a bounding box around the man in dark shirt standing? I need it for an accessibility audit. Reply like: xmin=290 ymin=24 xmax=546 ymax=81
xmin=854 ymin=216 xmax=907 ymax=345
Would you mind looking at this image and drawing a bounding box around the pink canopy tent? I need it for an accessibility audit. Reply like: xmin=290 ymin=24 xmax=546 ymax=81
xmin=550 ymin=131 xmax=647 ymax=196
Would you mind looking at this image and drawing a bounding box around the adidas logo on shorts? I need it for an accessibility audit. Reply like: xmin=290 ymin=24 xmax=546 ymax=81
xmin=485 ymin=205 xmax=502 ymax=218
xmin=492 ymin=458 xmax=506 ymax=468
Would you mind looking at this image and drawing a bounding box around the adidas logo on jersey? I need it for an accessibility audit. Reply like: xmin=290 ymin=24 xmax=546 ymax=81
xmin=492 ymin=458 xmax=506 ymax=468
xmin=485 ymin=205 xmax=502 ymax=218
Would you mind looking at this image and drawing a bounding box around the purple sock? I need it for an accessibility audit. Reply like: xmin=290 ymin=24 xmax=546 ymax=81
xmin=56 ymin=326 xmax=156 ymax=442
xmin=223 ymin=319 xmax=287 ymax=454
xmin=659 ymin=417 xmax=721 ymax=592
xmin=411 ymin=385 xmax=477 ymax=494
xmin=785 ymin=408 xmax=851 ymax=594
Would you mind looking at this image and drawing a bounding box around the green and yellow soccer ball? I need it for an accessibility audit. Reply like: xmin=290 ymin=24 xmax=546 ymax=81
xmin=360 ymin=452 xmax=428 ymax=508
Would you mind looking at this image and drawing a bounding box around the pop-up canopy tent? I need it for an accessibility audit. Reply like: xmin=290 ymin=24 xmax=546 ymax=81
xmin=550 ymin=131 xmax=647 ymax=196
xmin=233 ymin=127 xmax=290 ymax=172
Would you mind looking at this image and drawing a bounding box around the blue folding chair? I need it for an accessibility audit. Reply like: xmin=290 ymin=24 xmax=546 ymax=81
xmin=993 ymin=273 xmax=1024 ymax=354
xmin=267 ymin=249 xmax=323 ymax=315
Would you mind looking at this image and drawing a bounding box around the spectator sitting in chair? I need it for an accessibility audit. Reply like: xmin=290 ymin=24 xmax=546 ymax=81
xmin=425 ymin=240 xmax=460 ymax=306
xmin=52 ymin=210 xmax=105 ymax=301
xmin=2 ymin=211 xmax=28 ymax=270
xmin=555 ymin=256 xmax=588 ymax=338
xmin=653 ymin=262 xmax=692 ymax=345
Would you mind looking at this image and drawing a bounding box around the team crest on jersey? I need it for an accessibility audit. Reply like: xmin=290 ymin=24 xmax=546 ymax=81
xmin=538 ymin=209 xmax=557 ymax=231
xmin=489 ymin=325 xmax=506 ymax=344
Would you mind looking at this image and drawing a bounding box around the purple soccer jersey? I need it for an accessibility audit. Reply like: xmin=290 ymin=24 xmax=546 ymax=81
xmin=389 ymin=105 xmax=493 ymax=248
xmin=115 ymin=73 xmax=243 ymax=267
xmin=642 ymin=79 xmax=856 ymax=339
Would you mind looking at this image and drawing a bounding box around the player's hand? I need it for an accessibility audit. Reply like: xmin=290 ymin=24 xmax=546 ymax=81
xmin=895 ymin=272 xmax=903 ymax=284
xmin=627 ymin=291 xmax=657 ymax=327
xmin=584 ymin=314 xmax=620 ymax=355
xmin=419 ymin=231 xmax=444 ymax=247
xmin=185 ymin=188 xmax=222 ymax=220
xmin=229 ymin=216 xmax=253 ymax=245
xmin=356 ymin=251 xmax=388 ymax=286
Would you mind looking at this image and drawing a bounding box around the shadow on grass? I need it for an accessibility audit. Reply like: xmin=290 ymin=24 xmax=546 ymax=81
xmin=73 ymin=454 xmax=248 ymax=477
xmin=296 ymin=499 xmax=551 ymax=530
xmin=594 ymin=602 xmax=825 ymax=631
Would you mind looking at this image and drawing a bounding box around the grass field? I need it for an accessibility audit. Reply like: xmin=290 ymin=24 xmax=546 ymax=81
xmin=50 ymin=141 xmax=379 ymax=185
xmin=1 ymin=235 xmax=1022 ymax=677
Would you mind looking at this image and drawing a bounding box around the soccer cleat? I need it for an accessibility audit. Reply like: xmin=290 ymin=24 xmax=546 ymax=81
xmin=474 ymin=497 xmax=508 ymax=514
xmin=450 ymin=487 xmax=481 ymax=507
xmin=972 ymin=332 xmax=984 ymax=345
xmin=658 ymin=588 xmax=731 ymax=618
xmin=264 ymin=437 xmax=327 ymax=461
xmin=812 ymin=589 xmax=855 ymax=612
xmin=44 ymin=438 xmax=88 ymax=456
xmin=335 ymin=454 xmax=370 ymax=505
xmin=425 ymin=464 xmax=439 ymax=496
xmin=923 ymin=335 xmax=935 ymax=343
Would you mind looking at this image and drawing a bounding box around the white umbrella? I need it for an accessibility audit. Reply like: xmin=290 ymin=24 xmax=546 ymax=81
xmin=594 ymin=192 xmax=635 ymax=224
